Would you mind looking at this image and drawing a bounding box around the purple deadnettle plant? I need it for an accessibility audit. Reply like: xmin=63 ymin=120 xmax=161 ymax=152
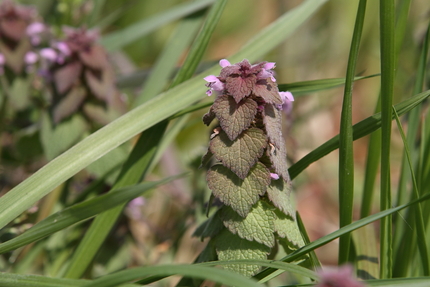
xmin=195 ymin=59 xmax=302 ymax=276
xmin=40 ymin=27 xmax=126 ymax=123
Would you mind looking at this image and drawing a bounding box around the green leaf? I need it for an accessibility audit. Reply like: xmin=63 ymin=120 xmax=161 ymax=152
xmin=215 ymin=229 xmax=270 ymax=277
xmin=100 ymin=0 xmax=215 ymax=52
xmin=210 ymin=128 xmax=267 ymax=179
xmin=277 ymin=74 xmax=379 ymax=96
xmin=266 ymin=179 xmax=293 ymax=217
xmin=84 ymin=262 xmax=263 ymax=287
xmin=207 ymin=163 xmax=270 ymax=217
xmin=221 ymin=201 xmax=275 ymax=248
xmin=337 ymin=0 xmax=367 ymax=264
xmin=263 ymin=104 xmax=283 ymax=149
xmin=8 ymin=77 xmax=31 ymax=111
xmin=212 ymin=95 xmax=258 ymax=141
xmin=274 ymin=209 xmax=305 ymax=250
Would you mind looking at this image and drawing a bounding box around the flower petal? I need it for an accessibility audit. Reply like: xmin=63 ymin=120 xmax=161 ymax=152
xmin=219 ymin=59 xmax=231 ymax=68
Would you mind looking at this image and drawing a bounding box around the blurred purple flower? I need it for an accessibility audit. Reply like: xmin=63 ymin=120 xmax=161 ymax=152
xmin=0 ymin=52 xmax=4 ymax=74
xmin=126 ymin=197 xmax=146 ymax=220
xmin=24 ymin=50 xmax=37 ymax=64
xmin=315 ymin=265 xmax=366 ymax=287
xmin=26 ymin=22 xmax=45 ymax=45
xmin=277 ymin=91 xmax=294 ymax=115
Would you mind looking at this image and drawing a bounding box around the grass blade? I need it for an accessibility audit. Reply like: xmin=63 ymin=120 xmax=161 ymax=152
xmin=379 ymin=0 xmax=396 ymax=278
xmin=133 ymin=12 xmax=203 ymax=107
xmin=83 ymin=265 xmax=262 ymax=287
xmin=393 ymin=107 xmax=430 ymax=275
xmin=337 ymin=0 xmax=367 ymax=264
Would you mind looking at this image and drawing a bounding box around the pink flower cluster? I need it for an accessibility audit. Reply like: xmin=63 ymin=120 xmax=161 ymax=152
xmin=204 ymin=59 xmax=294 ymax=114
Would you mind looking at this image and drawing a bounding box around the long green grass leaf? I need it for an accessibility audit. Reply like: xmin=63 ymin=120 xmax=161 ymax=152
xmin=338 ymin=0 xmax=367 ymax=264
xmin=278 ymin=74 xmax=379 ymax=95
xmin=379 ymin=0 xmax=395 ymax=278
xmin=100 ymin=0 xmax=215 ymax=51
xmin=393 ymin=20 xmax=430 ymax=277
xmin=289 ymin=89 xmax=430 ymax=179
xmin=64 ymin=121 xmax=168 ymax=278
xmin=83 ymin=265 xmax=262 ymax=287
xmin=0 ymin=176 xmax=183 ymax=254
xmin=393 ymin=107 xmax=430 ymax=275
xmin=133 ymin=13 xmax=203 ymax=107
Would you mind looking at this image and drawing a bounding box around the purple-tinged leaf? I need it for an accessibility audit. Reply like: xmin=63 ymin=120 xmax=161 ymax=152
xmin=267 ymin=139 xmax=290 ymax=181
xmin=221 ymin=201 xmax=275 ymax=248
xmin=263 ymin=104 xmax=283 ymax=149
xmin=225 ymin=74 xmax=256 ymax=103
xmin=210 ymin=128 xmax=267 ymax=179
xmin=253 ymin=78 xmax=282 ymax=105
xmin=212 ymin=95 xmax=258 ymax=141
xmin=207 ymin=163 xmax=270 ymax=217
xmin=203 ymin=107 xmax=216 ymax=126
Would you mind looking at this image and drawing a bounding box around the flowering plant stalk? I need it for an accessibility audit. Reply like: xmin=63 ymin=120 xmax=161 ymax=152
xmin=196 ymin=59 xmax=303 ymax=276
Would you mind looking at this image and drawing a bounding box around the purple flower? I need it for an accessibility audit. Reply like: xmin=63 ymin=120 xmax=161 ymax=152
xmin=315 ymin=265 xmax=366 ymax=287
xmin=204 ymin=74 xmax=225 ymax=96
xmin=219 ymin=59 xmax=231 ymax=68
xmin=277 ymin=91 xmax=294 ymax=114
xmin=24 ymin=51 xmax=38 ymax=65
xmin=270 ymin=173 xmax=280 ymax=180
xmin=126 ymin=197 xmax=145 ymax=220
xmin=40 ymin=48 xmax=57 ymax=62
xmin=26 ymin=22 xmax=45 ymax=45
xmin=0 ymin=53 xmax=4 ymax=74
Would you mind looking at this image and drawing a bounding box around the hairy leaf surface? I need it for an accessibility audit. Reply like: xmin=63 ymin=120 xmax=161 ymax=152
xmin=210 ymin=128 xmax=267 ymax=179
xmin=215 ymin=229 xmax=270 ymax=276
xmin=207 ymin=163 xmax=270 ymax=217
xmin=263 ymin=104 xmax=283 ymax=149
xmin=212 ymin=95 xmax=258 ymax=140
xmin=254 ymin=78 xmax=282 ymax=105
xmin=266 ymin=179 xmax=293 ymax=217
xmin=221 ymin=201 xmax=275 ymax=247
xmin=274 ymin=209 xmax=305 ymax=250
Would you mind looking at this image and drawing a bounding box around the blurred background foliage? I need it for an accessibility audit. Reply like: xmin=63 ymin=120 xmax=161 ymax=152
xmin=0 ymin=0 xmax=430 ymax=286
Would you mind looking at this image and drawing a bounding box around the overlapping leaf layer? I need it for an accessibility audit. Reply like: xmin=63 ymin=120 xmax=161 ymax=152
xmin=197 ymin=59 xmax=305 ymax=276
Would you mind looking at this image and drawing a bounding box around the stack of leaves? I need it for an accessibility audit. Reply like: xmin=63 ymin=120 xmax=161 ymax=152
xmin=196 ymin=59 xmax=305 ymax=276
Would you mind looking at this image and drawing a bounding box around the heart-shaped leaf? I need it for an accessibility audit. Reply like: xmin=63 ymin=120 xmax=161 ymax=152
xmin=274 ymin=209 xmax=305 ymax=251
xmin=254 ymin=78 xmax=282 ymax=105
xmin=210 ymin=128 xmax=267 ymax=179
xmin=207 ymin=163 xmax=270 ymax=217
xmin=225 ymin=74 xmax=256 ymax=103
xmin=212 ymin=95 xmax=258 ymax=140
xmin=215 ymin=229 xmax=270 ymax=276
xmin=266 ymin=179 xmax=293 ymax=217
xmin=221 ymin=201 xmax=275 ymax=247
